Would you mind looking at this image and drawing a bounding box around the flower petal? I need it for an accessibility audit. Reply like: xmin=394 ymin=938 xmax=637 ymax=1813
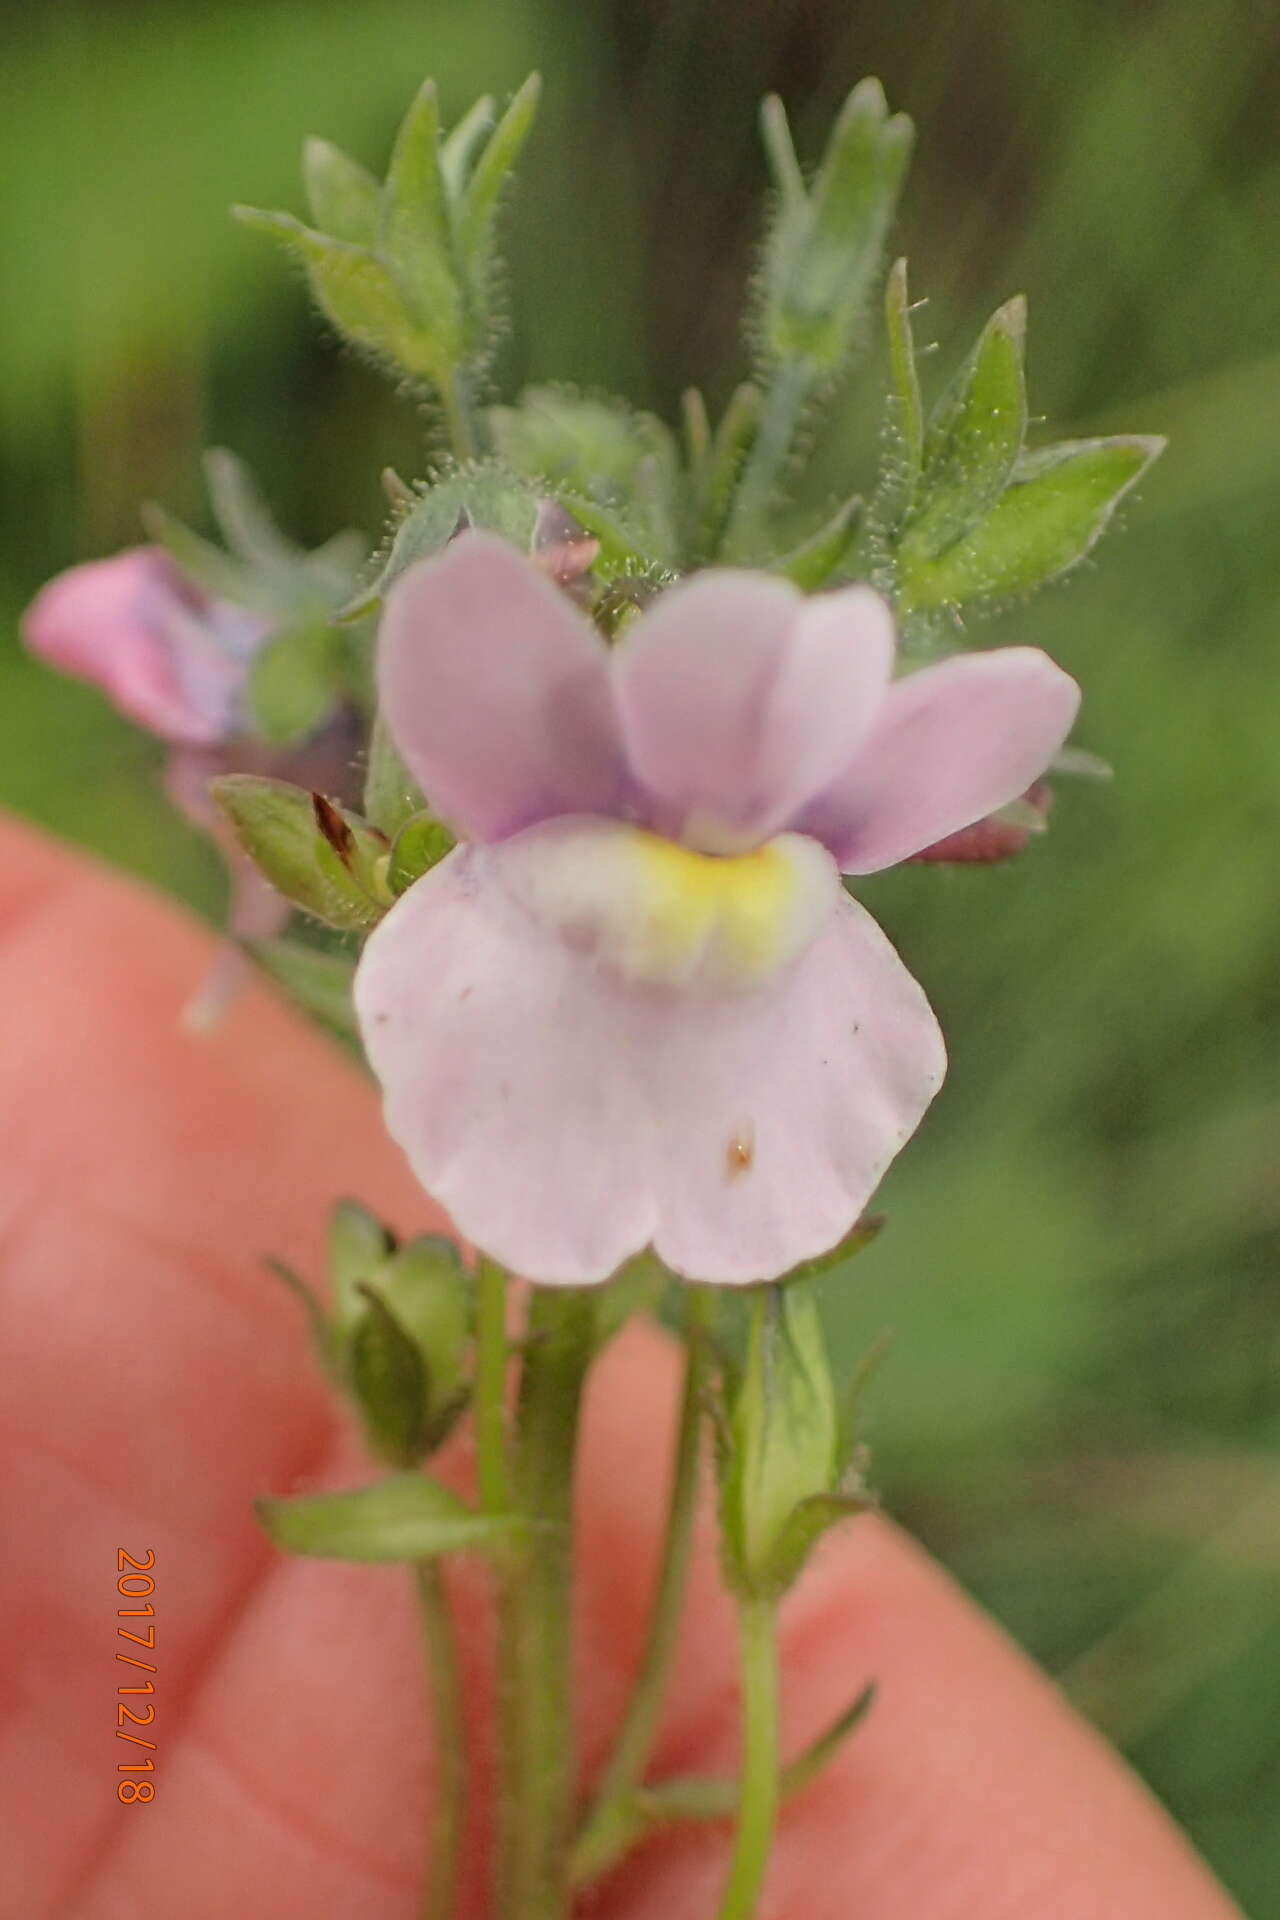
xmin=800 ymin=647 xmax=1080 ymax=873
xmin=21 ymin=549 xmax=254 ymax=747
xmin=354 ymin=848 xmax=944 ymax=1285
xmin=378 ymin=531 xmax=624 ymax=842
xmin=614 ymin=575 xmax=895 ymax=853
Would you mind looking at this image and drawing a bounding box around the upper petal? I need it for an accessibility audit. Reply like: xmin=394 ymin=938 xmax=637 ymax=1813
xmin=378 ymin=531 xmax=625 ymax=842
xmin=614 ymin=575 xmax=895 ymax=853
xmin=800 ymin=647 xmax=1081 ymax=874
xmin=354 ymin=846 xmax=944 ymax=1286
xmin=21 ymin=549 xmax=251 ymax=747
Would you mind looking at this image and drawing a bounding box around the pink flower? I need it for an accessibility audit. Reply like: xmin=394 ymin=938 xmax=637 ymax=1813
xmin=355 ymin=532 xmax=1080 ymax=1285
xmin=22 ymin=548 xmax=266 ymax=747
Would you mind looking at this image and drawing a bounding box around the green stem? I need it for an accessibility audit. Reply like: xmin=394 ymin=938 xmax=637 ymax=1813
xmin=715 ymin=1593 xmax=781 ymax=1920
xmin=572 ymin=1289 xmax=713 ymax=1885
xmin=506 ymin=1288 xmax=597 ymax=1919
xmin=472 ymin=1257 xmax=510 ymax=1518
xmin=413 ymin=1561 xmax=465 ymax=1920
xmin=719 ymin=361 xmax=814 ymax=559
xmin=440 ymin=365 xmax=480 ymax=463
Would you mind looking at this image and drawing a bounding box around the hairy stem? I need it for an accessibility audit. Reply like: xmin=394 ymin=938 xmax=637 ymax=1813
xmin=715 ymin=1593 xmax=781 ymax=1920
xmin=572 ymin=1288 xmax=713 ymax=1884
xmin=413 ymin=1561 xmax=465 ymax=1920
xmin=506 ymin=1288 xmax=597 ymax=1919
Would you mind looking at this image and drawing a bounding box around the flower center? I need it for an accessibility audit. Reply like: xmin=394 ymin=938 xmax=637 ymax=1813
xmin=492 ymin=818 xmax=840 ymax=991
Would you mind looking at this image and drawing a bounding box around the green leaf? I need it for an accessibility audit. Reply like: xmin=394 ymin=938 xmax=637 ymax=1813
xmin=348 ymin=1283 xmax=429 ymax=1467
xmin=210 ymin=774 xmax=387 ymax=931
xmin=773 ymin=495 xmax=862 ymax=589
xmin=388 ymin=812 xmax=455 ymax=894
xmin=900 ymin=434 xmax=1165 ymax=613
xmin=758 ymin=79 xmax=913 ymax=376
xmin=257 ymin=1472 xmax=520 ymax=1561
xmin=903 ymin=295 xmax=1028 ymax=561
xmin=140 ymin=501 xmax=270 ymax=612
xmin=329 ymin=1199 xmax=396 ymax=1330
xmin=244 ymin=622 xmax=342 ymax=745
xmin=202 ymin=448 xmax=299 ymax=573
xmin=458 ymin=73 xmax=541 ymax=279
xmin=759 ymin=93 xmax=806 ymax=206
xmin=364 ymin=713 xmax=428 ymax=838
xmin=440 ymin=95 xmax=496 ymax=204
xmin=248 ymin=938 xmax=358 ymax=1040
xmin=882 ymin=257 xmax=924 ymax=513
xmin=233 ymin=207 xmax=442 ymax=381
xmin=379 ymin=80 xmax=463 ymax=351
xmin=302 ymin=137 xmax=381 ymax=246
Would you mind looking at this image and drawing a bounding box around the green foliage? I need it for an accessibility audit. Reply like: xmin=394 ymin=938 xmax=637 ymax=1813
xmin=755 ymin=80 xmax=913 ymax=380
xmin=235 ymin=73 xmax=540 ymax=399
xmin=211 ymin=774 xmax=390 ymax=930
xmin=247 ymin=938 xmax=359 ymax=1040
xmin=257 ymin=1472 xmax=518 ymax=1561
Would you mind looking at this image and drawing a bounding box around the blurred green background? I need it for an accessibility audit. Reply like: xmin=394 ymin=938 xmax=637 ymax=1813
xmin=3 ymin=0 xmax=1277 ymax=1905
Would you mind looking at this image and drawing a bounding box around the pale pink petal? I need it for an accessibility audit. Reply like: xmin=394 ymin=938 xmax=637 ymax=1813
xmin=614 ymin=576 xmax=896 ymax=853
xmin=800 ymin=648 xmax=1080 ymax=874
xmin=379 ymin=531 xmax=624 ymax=842
xmin=354 ymin=848 xmax=944 ymax=1285
xmin=22 ymin=549 xmax=258 ymax=746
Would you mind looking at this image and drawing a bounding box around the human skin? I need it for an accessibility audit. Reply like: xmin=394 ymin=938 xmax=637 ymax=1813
xmin=0 ymin=813 xmax=1241 ymax=1919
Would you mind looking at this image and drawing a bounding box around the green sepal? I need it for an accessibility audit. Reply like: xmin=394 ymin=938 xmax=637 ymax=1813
xmin=257 ymin=1472 xmax=521 ymax=1562
xmin=691 ymin=382 xmax=762 ymax=561
xmin=489 ymin=386 xmax=680 ymax=567
xmin=363 ymin=713 xmax=428 ymax=838
xmin=348 ymin=1281 xmax=431 ymax=1467
xmin=772 ymin=495 xmax=862 ymax=588
xmin=302 ymin=136 xmax=381 ymax=245
xmin=264 ymin=1255 xmax=338 ymax=1380
xmin=592 ymin=1252 xmax=671 ymax=1347
xmin=779 ymin=1214 xmax=885 ymax=1288
xmin=370 ymin=1237 xmax=471 ymax=1444
xmin=719 ymin=1282 xmax=841 ymax=1597
xmin=246 ymin=937 xmax=358 ymax=1041
xmin=899 ymin=434 xmax=1165 ymax=614
xmin=388 ymin=812 xmax=456 ymax=893
xmin=245 ymin=622 xmax=344 ymax=745
xmin=210 ymin=774 xmax=389 ymax=931
xmin=764 ymin=1486 xmax=870 ymax=1597
xmin=328 ymin=1199 xmax=396 ymax=1331
xmin=358 ymin=464 xmax=540 ymax=612
xmin=901 ymin=295 xmax=1028 ymax=562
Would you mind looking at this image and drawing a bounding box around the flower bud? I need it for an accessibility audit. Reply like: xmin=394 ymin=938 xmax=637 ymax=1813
xmin=718 ymin=1281 xmax=853 ymax=1598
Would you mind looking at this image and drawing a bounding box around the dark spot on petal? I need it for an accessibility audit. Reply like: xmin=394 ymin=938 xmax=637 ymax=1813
xmin=726 ymin=1127 xmax=755 ymax=1179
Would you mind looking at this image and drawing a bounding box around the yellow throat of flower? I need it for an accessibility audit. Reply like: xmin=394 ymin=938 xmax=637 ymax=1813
xmin=497 ymin=819 xmax=840 ymax=991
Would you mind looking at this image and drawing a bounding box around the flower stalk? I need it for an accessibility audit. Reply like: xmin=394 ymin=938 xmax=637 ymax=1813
xmin=412 ymin=1561 xmax=466 ymax=1920
xmin=716 ymin=1592 xmax=781 ymax=1920
xmin=573 ymin=1286 xmax=714 ymax=1883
